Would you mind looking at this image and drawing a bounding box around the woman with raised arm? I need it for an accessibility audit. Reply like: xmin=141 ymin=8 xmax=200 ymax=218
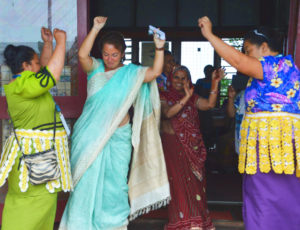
xmin=1 ymin=28 xmax=72 ymax=230
xmin=160 ymin=65 xmax=224 ymax=230
xmin=198 ymin=16 xmax=300 ymax=230
xmin=59 ymin=17 xmax=170 ymax=230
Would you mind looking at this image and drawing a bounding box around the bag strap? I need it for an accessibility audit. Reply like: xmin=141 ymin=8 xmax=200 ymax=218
xmin=53 ymin=105 xmax=57 ymax=147
xmin=8 ymin=111 xmax=25 ymax=170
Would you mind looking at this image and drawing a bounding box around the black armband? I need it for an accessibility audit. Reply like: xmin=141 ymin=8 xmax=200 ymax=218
xmin=35 ymin=68 xmax=56 ymax=87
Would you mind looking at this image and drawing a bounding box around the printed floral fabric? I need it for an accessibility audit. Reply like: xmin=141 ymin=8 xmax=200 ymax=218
xmin=234 ymin=90 xmax=245 ymax=154
xmin=239 ymin=55 xmax=300 ymax=176
xmin=245 ymin=55 xmax=300 ymax=113
xmin=156 ymin=73 xmax=168 ymax=92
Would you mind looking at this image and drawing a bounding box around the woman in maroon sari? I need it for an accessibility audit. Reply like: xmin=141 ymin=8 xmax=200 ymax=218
xmin=160 ymin=66 xmax=224 ymax=230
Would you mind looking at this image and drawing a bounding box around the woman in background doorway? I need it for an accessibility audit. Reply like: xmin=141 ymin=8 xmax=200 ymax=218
xmin=160 ymin=65 xmax=224 ymax=230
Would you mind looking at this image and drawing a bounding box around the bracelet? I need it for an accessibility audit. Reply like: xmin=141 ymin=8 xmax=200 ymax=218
xmin=92 ymin=27 xmax=101 ymax=32
xmin=155 ymin=47 xmax=164 ymax=51
xmin=210 ymin=90 xmax=218 ymax=95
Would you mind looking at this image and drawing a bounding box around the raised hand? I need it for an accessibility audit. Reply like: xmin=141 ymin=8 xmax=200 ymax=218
xmin=53 ymin=28 xmax=66 ymax=44
xmin=212 ymin=68 xmax=226 ymax=82
xmin=228 ymin=85 xmax=236 ymax=99
xmin=93 ymin=16 xmax=107 ymax=31
xmin=41 ymin=27 xmax=53 ymax=43
xmin=183 ymin=80 xmax=194 ymax=99
xmin=198 ymin=16 xmax=213 ymax=39
xmin=153 ymin=29 xmax=166 ymax=49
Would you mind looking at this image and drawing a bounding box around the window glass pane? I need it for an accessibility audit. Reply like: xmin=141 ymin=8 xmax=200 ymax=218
xmin=181 ymin=41 xmax=214 ymax=83
xmin=124 ymin=38 xmax=132 ymax=65
xmin=139 ymin=41 xmax=171 ymax=66
xmin=0 ymin=0 xmax=78 ymax=150
xmin=219 ymin=38 xmax=243 ymax=105
xmin=0 ymin=0 xmax=78 ymax=96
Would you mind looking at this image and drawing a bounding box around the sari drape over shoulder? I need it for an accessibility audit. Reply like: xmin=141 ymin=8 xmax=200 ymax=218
xmin=61 ymin=59 xmax=170 ymax=229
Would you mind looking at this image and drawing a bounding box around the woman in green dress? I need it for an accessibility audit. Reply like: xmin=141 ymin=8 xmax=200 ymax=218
xmin=0 ymin=27 xmax=72 ymax=230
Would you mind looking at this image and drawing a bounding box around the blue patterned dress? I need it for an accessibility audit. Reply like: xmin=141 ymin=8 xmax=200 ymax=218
xmin=240 ymin=55 xmax=300 ymax=230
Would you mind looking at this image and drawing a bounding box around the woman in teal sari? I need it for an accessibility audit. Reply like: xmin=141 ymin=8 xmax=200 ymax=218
xmin=59 ymin=17 xmax=170 ymax=230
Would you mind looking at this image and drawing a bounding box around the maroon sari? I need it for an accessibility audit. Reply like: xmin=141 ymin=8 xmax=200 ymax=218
xmin=161 ymin=88 xmax=214 ymax=230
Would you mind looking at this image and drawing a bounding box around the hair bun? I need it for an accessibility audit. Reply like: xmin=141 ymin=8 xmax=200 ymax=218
xmin=4 ymin=45 xmax=17 ymax=63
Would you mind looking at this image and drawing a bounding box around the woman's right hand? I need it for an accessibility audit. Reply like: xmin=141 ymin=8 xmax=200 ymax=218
xmin=53 ymin=28 xmax=66 ymax=44
xmin=93 ymin=16 xmax=107 ymax=31
xmin=153 ymin=29 xmax=166 ymax=49
xmin=228 ymin=85 xmax=236 ymax=99
xmin=41 ymin=27 xmax=53 ymax=43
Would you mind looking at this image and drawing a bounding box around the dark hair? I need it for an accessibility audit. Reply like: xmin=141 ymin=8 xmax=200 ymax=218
xmin=243 ymin=27 xmax=284 ymax=53
xmin=173 ymin=65 xmax=192 ymax=81
xmin=132 ymin=61 xmax=141 ymax=65
xmin=4 ymin=45 xmax=36 ymax=74
xmin=164 ymin=50 xmax=172 ymax=56
xmin=203 ymin=65 xmax=215 ymax=77
xmin=99 ymin=31 xmax=126 ymax=54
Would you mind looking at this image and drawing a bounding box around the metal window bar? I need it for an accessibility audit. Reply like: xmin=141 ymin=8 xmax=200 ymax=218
xmin=124 ymin=38 xmax=132 ymax=65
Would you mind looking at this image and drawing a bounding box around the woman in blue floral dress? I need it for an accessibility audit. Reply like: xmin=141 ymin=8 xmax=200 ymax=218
xmin=198 ymin=17 xmax=300 ymax=230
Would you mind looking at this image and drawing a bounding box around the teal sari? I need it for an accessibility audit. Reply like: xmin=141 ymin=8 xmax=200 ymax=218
xmin=60 ymin=124 xmax=132 ymax=229
xmin=59 ymin=59 xmax=170 ymax=230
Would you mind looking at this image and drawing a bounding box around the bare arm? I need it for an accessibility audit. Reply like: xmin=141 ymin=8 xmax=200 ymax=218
xmin=144 ymin=32 xmax=166 ymax=83
xmin=226 ymin=85 xmax=237 ymax=118
xmin=161 ymin=94 xmax=191 ymax=119
xmin=47 ymin=29 xmax=66 ymax=82
xmin=198 ymin=16 xmax=263 ymax=80
xmin=78 ymin=16 xmax=107 ymax=73
xmin=196 ymin=85 xmax=218 ymax=111
xmin=161 ymin=79 xmax=194 ymax=118
xmin=197 ymin=68 xmax=225 ymax=110
xmin=40 ymin=27 xmax=53 ymax=67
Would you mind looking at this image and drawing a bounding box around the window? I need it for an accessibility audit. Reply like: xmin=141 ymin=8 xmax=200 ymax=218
xmin=139 ymin=41 xmax=171 ymax=66
xmin=181 ymin=41 xmax=214 ymax=83
xmin=219 ymin=38 xmax=243 ymax=105
xmin=123 ymin=38 xmax=132 ymax=65
xmin=0 ymin=0 xmax=79 ymax=149
xmin=0 ymin=0 xmax=78 ymax=97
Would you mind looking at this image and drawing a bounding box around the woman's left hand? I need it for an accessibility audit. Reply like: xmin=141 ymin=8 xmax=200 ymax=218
xmin=153 ymin=29 xmax=166 ymax=49
xmin=212 ymin=68 xmax=226 ymax=82
xmin=41 ymin=27 xmax=53 ymax=43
